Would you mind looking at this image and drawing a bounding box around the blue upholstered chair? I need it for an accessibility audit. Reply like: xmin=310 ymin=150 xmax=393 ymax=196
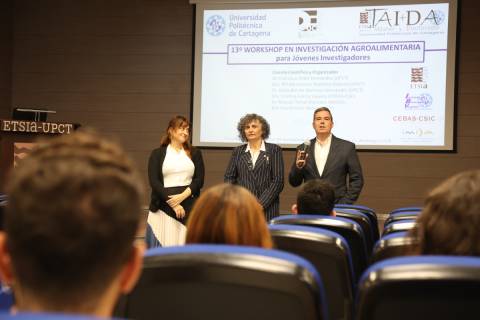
xmin=271 ymin=214 xmax=368 ymax=282
xmin=334 ymin=205 xmax=378 ymax=243
xmin=371 ymin=231 xmax=418 ymax=263
xmin=270 ymin=224 xmax=354 ymax=320
xmin=356 ymin=256 xmax=480 ymax=320
xmin=116 ymin=244 xmax=328 ymax=320
xmin=384 ymin=210 xmax=420 ymax=227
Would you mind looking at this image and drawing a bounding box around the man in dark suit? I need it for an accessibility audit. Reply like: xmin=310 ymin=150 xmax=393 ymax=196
xmin=289 ymin=107 xmax=364 ymax=204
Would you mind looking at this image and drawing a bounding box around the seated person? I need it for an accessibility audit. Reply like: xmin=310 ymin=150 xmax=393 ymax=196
xmin=410 ymin=170 xmax=480 ymax=255
xmin=0 ymin=130 xmax=144 ymax=317
xmin=292 ymin=179 xmax=336 ymax=216
xmin=186 ymin=183 xmax=272 ymax=248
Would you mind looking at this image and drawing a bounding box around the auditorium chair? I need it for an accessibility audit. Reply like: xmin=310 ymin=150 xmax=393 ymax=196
xmin=382 ymin=220 xmax=417 ymax=237
xmin=356 ymin=256 xmax=480 ymax=320
xmin=334 ymin=204 xmax=379 ymax=243
xmin=384 ymin=210 xmax=420 ymax=227
xmin=271 ymin=214 xmax=368 ymax=281
xmin=270 ymin=224 xmax=355 ymax=320
xmin=334 ymin=208 xmax=376 ymax=253
xmin=388 ymin=206 xmax=422 ymax=215
xmin=115 ymin=244 xmax=327 ymax=320
xmin=371 ymin=231 xmax=418 ymax=263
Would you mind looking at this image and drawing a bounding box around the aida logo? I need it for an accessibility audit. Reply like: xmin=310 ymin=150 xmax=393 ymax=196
xmin=206 ymin=15 xmax=226 ymax=36
xmin=298 ymin=10 xmax=318 ymax=31
xmin=359 ymin=8 xmax=446 ymax=28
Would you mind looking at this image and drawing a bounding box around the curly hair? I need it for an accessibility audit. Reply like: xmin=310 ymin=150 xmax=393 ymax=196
xmin=409 ymin=170 xmax=480 ymax=256
xmin=236 ymin=113 xmax=270 ymax=142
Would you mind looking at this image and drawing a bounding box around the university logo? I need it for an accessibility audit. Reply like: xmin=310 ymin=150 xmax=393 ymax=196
xmin=405 ymin=93 xmax=433 ymax=110
xmin=410 ymin=67 xmax=428 ymax=89
xmin=206 ymin=15 xmax=225 ymax=36
xmin=298 ymin=10 xmax=318 ymax=31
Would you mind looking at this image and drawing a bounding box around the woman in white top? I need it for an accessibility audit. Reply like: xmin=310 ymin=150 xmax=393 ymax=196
xmin=146 ymin=116 xmax=205 ymax=247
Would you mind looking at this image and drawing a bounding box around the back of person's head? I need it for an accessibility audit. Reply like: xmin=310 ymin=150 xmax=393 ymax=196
xmin=296 ymin=179 xmax=335 ymax=215
xmin=0 ymin=130 xmax=144 ymax=315
xmin=411 ymin=170 xmax=480 ymax=255
xmin=186 ymin=183 xmax=272 ymax=248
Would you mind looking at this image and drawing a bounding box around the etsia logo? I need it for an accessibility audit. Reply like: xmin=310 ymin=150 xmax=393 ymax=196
xmin=206 ymin=15 xmax=225 ymax=36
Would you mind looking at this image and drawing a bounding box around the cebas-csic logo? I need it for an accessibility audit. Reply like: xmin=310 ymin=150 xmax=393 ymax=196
xmin=206 ymin=15 xmax=226 ymax=36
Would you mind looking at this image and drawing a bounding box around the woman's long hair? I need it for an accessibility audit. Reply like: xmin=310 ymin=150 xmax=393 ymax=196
xmin=160 ymin=115 xmax=192 ymax=158
xmin=186 ymin=183 xmax=273 ymax=248
xmin=409 ymin=170 xmax=480 ymax=256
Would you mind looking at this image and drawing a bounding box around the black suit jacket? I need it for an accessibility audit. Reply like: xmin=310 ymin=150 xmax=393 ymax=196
xmin=289 ymin=135 xmax=364 ymax=204
xmin=148 ymin=146 xmax=205 ymax=214
xmin=224 ymin=142 xmax=284 ymax=221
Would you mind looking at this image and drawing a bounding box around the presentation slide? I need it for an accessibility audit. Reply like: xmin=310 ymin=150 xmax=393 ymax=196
xmin=192 ymin=1 xmax=457 ymax=150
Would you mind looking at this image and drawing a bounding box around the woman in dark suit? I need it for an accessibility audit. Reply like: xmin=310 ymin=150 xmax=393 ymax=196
xmin=146 ymin=115 xmax=204 ymax=247
xmin=224 ymin=114 xmax=284 ymax=221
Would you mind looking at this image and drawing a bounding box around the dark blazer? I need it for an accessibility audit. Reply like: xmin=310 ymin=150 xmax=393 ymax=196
xmin=289 ymin=135 xmax=364 ymax=204
xmin=148 ymin=145 xmax=205 ymax=217
xmin=224 ymin=142 xmax=284 ymax=221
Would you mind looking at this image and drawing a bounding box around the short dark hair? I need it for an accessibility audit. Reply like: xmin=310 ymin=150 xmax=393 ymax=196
xmin=5 ymin=130 xmax=143 ymax=308
xmin=313 ymin=107 xmax=333 ymax=122
xmin=410 ymin=170 xmax=480 ymax=256
xmin=237 ymin=113 xmax=270 ymax=142
xmin=297 ymin=180 xmax=335 ymax=215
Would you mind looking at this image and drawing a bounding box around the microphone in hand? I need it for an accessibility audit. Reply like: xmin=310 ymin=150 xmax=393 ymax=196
xmin=296 ymin=140 xmax=310 ymax=169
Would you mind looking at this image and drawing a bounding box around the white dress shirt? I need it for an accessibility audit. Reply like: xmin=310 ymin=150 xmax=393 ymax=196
xmin=245 ymin=140 xmax=266 ymax=168
xmin=315 ymin=134 xmax=332 ymax=176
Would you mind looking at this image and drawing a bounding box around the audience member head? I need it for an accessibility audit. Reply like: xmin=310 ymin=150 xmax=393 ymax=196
xmin=186 ymin=183 xmax=272 ymax=248
xmin=410 ymin=170 xmax=480 ymax=255
xmin=292 ymin=179 xmax=336 ymax=215
xmin=0 ymin=130 xmax=144 ymax=316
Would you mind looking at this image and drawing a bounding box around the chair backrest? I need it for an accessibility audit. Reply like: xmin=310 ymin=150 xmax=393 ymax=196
xmin=382 ymin=220 xmax=417 ymax=236
xmin=0 ymin=282 xmax=13 ymax=312
xmin=357 ymin=256 xmax=480 ymax=320
xmin=271 ymin=215 xmax=368 ymax=281
xmin=371 ymin=231 xmax=418 ymax=263
xmin=335 ymin=204 xmax=379 ymax=242
xmin=384 ymin=211 xmax=420 ymax=227
xmin=116 ymin=244 xmax=327 ymax=320
xmin=388 ymin=206 xmax=422 ymax=215
xmin=270 ymin=224 xmax=355 ymax=320
xmin=334 ymin=208 xmax=375 ymax=254
xmin=0 ymin=313 xmax=104 ymax=319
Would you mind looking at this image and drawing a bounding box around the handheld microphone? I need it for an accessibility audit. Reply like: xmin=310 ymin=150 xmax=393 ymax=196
xmin=299 ymin=140 xmax=310 ymax=160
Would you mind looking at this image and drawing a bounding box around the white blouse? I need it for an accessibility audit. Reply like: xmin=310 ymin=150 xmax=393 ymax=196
xmin=162 ymin=145 xmax=195 ymax=188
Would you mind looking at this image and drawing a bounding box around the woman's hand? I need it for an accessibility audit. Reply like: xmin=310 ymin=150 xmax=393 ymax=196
xmin=166 ymin=188 xmax=192 ymax=208
xmin=173 ymin=205 xmax=186 ymax=219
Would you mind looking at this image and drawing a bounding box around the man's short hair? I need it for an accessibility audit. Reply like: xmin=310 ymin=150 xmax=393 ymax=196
xmin=297 ymin=180 xmax=335 ymax=215
xmin=5 ymin=130 xmax=143 ymax=308
xmin=313 ymin=107 xmax=333 ymax=122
